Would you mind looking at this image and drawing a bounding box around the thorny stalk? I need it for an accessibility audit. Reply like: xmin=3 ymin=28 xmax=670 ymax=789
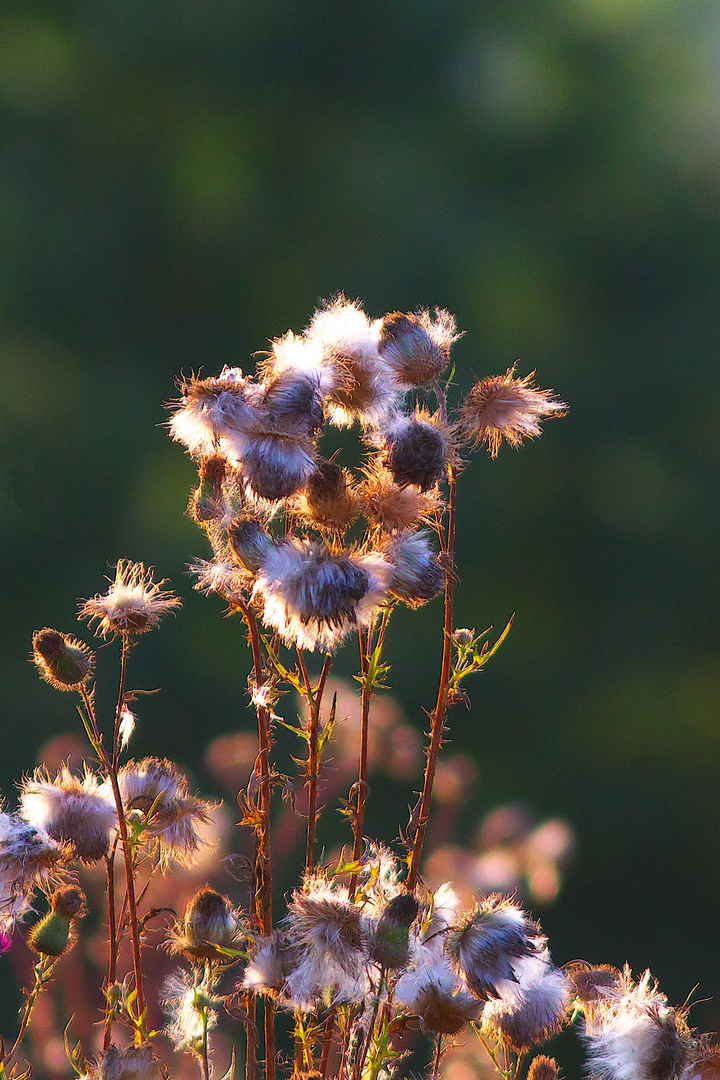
xmin=349 ymin=607 xmax=391 ymax=898
xmin=103 ymin=844 xmax=118 ymax=1050
xmin=2 ymin=957 xmax=58 ymax=1068
xmin=79 ymin=685 xmax=147 ymax=1031
xmin=298 ymin=651 xmax=333 ymax=873
xmin=112 ymin=634 xmax=131 ymax=771
xmin=236 ymin=600 xmax=275 ymax=1080
xmin=406 ymin=466 xmax=457 ymax=892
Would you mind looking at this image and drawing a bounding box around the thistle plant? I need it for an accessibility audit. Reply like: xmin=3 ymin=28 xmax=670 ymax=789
xmin=1 ymin=294 xmax=712 ymax=1080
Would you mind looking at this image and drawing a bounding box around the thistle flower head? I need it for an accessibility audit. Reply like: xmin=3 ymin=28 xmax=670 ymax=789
xmin=19 ymin=767 xmax=117 ymax=863
xmin=28 ymin=884 xmax=86 ymax=956
xmin=187 ymin=453 xmax=232 ymax=527
xmin=581 ymin=967 xmax=693 ymax=1080
xmin=446 ymin=895 xmax=544 ymax=1000
xmin=94 ymin=1044 xmax=164 ymax=1080
xmin=377 ymin=409 xmax=454 ymax=491
xmin=382 ymin=529 xmax=444 ymax=607
xmin=293 ymin=458 xmax=359 ymax=533
xmin=459 ymin=367 xmax=567 ymax=458
xmin=227 ymin=517 xmax=276 ymax=574
xmin=396 ymin=940 xmax=481 ymax=1034
xmin=162 ymin=968 xmax=219 ymax=1053
xmin=240 ymin=431 xmax=317 ymax=501
xmin=305 ymin=297 xmax=400 ymax=427
xmin=481 ymin=949 xmax=571 ymax=1051
xmin=167 ymin=886 xmax=244 ymax=962
xmin=359 ymin=459 xmax=441 ymax=533
xmin=31 ymin=628 xmax=94 ymax=691
xmin=118 ymin=757 xmax=215 ymax=868
xmin=378 ymin=308 xmax=460 ymax=387
xmin=282 ymin=872 xmax=369 ymax=1008
xmin=527 ymin=1056 xmax=561 ymax=1080
xmin=80 ymin=561 xmax=181 ymax=638
xmin=169 ymin=369 xmax=261 ymax=458
xmin=258 ymin=331 xmax=336 ymax=432
xmin=0 ymin=813 xmax=67 ymax=924
xmin=252 ymin=538 xmax=390 ymax=653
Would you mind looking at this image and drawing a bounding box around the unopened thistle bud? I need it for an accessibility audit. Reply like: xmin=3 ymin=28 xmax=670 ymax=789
xmin=383 ymin=529 xmax=444 ymax=607
xmin=370 ymin=894 xmax=419 ymax=970
xmin=378 ymin=309 xmax=459 ymax=387
xmin=29 ymin=885 xmax=86 ymax=956
xmin=80 ymin=561 xmax=181 ymax=638
xmin=294 ymin=458 xmax=359 ymax=533
xmin=527 ymin=1056 xmax=561 ymax=1080
xmin=32 ymin=628 xmax=93 ymax=691
xmin=227 ymin=517 xmax=275 ymax=573
xmin=451 ymin=627 xmax=475 ymax=647
xmin=167 ymin=887 xmax=244 ymax=962
xmin=379 ymin=411 xmax=453 ymax=491
xmin=20 ymin=768 xmax=117 ymax=863
xmin=567 ymin=962 xmax=621 ymax=1005
xmin=458 ymin=366 xmax=567 ymax=458
xmin=188 ymin=453 xmax=229 ymax=525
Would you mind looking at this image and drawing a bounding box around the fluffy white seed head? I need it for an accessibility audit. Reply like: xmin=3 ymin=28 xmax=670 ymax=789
xmin=19 ymin=768 xmax=117 ymax=863
xmin=582 ymin=968 xmax=692 ymax=1080
xmin=305 ymin=298 xmax=402 ymax=427
xmin=482 ymin=950 xmax=571 ymax=1050
xmin=252 ymin=539 xmax=390 ymax=653
xmin=118 ymin=758 xmax=215 ymax=868
xmin=79 ymin=561 xmax=181 ymax=639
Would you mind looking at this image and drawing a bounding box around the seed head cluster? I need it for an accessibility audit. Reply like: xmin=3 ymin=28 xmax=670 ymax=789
xmin=170 ymin=296 xmax=563 ymax=653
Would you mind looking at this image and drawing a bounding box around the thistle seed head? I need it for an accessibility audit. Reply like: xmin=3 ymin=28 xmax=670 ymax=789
xmin=118 ymin=757 xmax=215 ymax=868
xmin=446 ymin=895 xmax=544 ymax=1000
xmin=79 ymin=561 xmax=181 ymax=638
xmin=293 ymin=458 xmax=359 ymax=533
xmin=19 ymin=767 xmax=117 ymax=863
xmin=527 ymin=1056 xmax=561 ymax=1080
xmin=168 ymin=886 xmax=244 ymax=962
xmin=378 ymin=308 xmax=460 ymax=387
xmin=227 ymin=517 xmax=275 ymax=573
xmin=241 ymin=432 xmax=316 ymax=501
xmin=252 ymin=539 xmax=390 ymax=653
xmin=169 ymin=369 xmax=261 ymax=458
xmin=305 ymin=297 xmax=400 ymax=427
xmin=382 ymin=529 xmax=445 ymax=607
xmin=458 ymin=367 xmax=567 ymax=458
xmin=379 ymin=410 xmax=454 ymax=491
xmin=359 ymin=459 xmax=442 ymax=533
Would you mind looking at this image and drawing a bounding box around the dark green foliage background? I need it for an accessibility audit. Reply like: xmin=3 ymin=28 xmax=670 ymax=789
xmin=1 ymin=0 xmax=719 ymax=1053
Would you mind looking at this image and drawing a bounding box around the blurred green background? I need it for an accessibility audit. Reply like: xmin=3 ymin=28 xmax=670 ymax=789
xmin=1 ymin=0 xmax=720 ymax=1065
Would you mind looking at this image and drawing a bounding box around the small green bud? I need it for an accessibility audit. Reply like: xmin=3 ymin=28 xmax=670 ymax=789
xmin=370 ymin=894 xmax=419 ymax=969
xmin=29 ymin=910 xmax=72 ymax=956
xmin=32 ymin=628 xmax=94 ymax=691
xmin=451 ymin=628 xmax=475 ymax=647
xmin=29 ymin=886 xmax=86 ymax=957
xmin=227 ymin=517 xmax=274 ymax=573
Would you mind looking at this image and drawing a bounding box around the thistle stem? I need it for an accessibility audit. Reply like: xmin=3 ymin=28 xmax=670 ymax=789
xmin=112 ymin=634 xmax=131 ymax=771
xmin=407 ymin=467 xmax=457 ymax=892
xmin=79 ymin=686 xmax=146 ymax=1029
xmin=3 ymin=957 xmax=58 ymax=1067
xmin=235 ymin=602 xmax=275 ymax=1080
xmin=299 ymin=651 xmax=332 ymax=873
xmin=103 ymin=846 xmax=118 ymax=1050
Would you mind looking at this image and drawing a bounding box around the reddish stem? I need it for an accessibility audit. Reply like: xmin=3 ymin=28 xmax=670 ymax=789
xmin=407 ymin=467 xmax=457 ymax=892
